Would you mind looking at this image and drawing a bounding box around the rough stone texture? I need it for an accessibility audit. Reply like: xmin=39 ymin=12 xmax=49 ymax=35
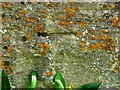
xmin=0 ymin=2 xmax=120 ymax=89
xmin=49 ymin=34 xmax=119 ymax=88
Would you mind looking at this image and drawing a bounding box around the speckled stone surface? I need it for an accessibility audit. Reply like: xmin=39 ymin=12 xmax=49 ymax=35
xmin=0 ymin=2 xmax=120 ymax=89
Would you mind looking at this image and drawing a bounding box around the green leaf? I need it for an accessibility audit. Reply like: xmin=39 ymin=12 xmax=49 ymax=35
xmin=53 ymin=72 xmax=66 ymax=90
xmin=68 ymin=83 xmax=73 ymax=90
xmin=2 ymin=69 xmax=11 ymax=90
xmin=77 ymin=82 xmax=101 ymax=90
xmin=28 ymin=71 xmax=38 ymax=90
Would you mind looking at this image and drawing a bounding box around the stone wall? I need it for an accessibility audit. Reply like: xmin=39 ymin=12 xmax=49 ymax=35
xmin=0 ymin=2 xmax=120 ymax=88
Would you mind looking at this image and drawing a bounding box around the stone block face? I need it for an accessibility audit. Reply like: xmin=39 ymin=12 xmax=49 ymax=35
xmin=0 ymin=2 xmax=119 ymax=88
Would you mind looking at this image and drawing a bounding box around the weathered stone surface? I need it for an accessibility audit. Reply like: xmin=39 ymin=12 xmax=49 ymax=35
xmin=1 ymin=2 xmax=119 ymax=88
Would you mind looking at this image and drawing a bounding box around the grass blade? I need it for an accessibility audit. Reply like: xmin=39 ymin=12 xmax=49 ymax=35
xmin=77 ymin=82 xmax=101 ymax=90
xmin=28 ymin=71 xmax=38 ymax=90
xmin=53 ymin=72 xmax=66 ymax=90
xmin=2 ymin=69 xmax=11 ymax=90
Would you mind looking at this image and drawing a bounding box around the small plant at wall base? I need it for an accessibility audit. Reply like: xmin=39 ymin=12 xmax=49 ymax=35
xmin=28 ymin=71 xmax=38 ymax=90
xmin=53 ymin=72 xmax=101 ymax=90
xmin=1 ymin=69 xmax=101 ymax=90
xmin=2 ymin=69 xmax=11 ymax=90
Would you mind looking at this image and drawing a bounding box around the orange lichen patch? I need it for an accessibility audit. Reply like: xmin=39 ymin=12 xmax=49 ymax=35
xmin=50 ymin=13 xmax=56 ymax=19
xmin=99 ymin=30 xmax=103 ymax=35
xmin=18 ymin=13 xmax=23 ymax=17
xmin=114 ymin=60 xmax=120 ymax=63
xmin=118 ymin=18 xmax=120 ymax=22
xmin=3 ymin=4 xmax=11 ymax=10
xmin=19 ymin=25 xmax=23 ymax=30
xmin=90 ymin=16 xmax=94 ymax=21
xmin=7 ymin=46 xmax=13 ymax=53
xmin=6 ymin=6 xmax=11 ymax=10
xmin=63 ymin=26 xmax=66 ymax=28
xmin=112 ymin=20 xmax=118 ymax=27
xmin=1 ymin=60 xmax=12 ymax=74
xmin=88 ymin=28 xmax=94 ymax=35
xmin=67 ymin=27 xmax=72 ymax=31
xmin=26 ymin=23 xmax=32 ymax=27
xmin=105 ymin=35 xmax=112 ymax=40
xmin=99 ymin=41 xmax=105 ymax=49
xmin=32 ymin=27 xmax=39 ymax=32
xmin=103 ymin=29 xmax=108 ymax=33
xmin=56 ymin=3 xmax=61 ymax=7
xmin=65 ymin=5 xmax=71 ymax=11
xmin=113 ymin=16 xmax=119 ymax=21
xmin=3 ymin=38 xmax=10 ymax=41
xmin=81 ymin=21 xmax=87 ymax=27
xmin=76 ymin=31 xmax=82 ymax=37
xmin=21 ymin=9 xmax=27 ymax=14
xmin=8 ymin=65 xmax=12 ymax=70
xmin=57 ymin=22 xmax=70 ymax=26
xmin=45 ymin=3 xmax=53 ymax=8
xmin=30 ymin=0 xmax=36 ymax=4
xmin=5 ymin=67 xmax=11 ymax=74
xmin=4 ymin=2 xmax=10 ymax=5
xmin=40 ymin=9 xmax=47 ymax=14
xmin=112 ymin=17 xmax=119 ymax=27
xmin=94 ymin=42 xmax=99 ymax=49
xmin=39 ymin=29 xmax=43 ymax=33
xmin=60 ymin=16 xmax=66 ymax=21
xmin=62 ymin=9 xmax=67 ymax=13
xmin=2 ymin=18 xmax=5 ymax=23
xmin=74 ymin=5 xmax=79 ymax=11
xmin=45 ymin=71 xmax=54 ymax=77
xmin=0 ymin=60 xmax=3 ymax=67
xmin=27 ymin=32 xmax=32 ymax=41
xmin=87 ymin=42 xmax=99 ymax=50
xmin=112 ymin=64 xmax=119 ymax=73
xmin=67 ymin=13 xmax=74 ymax=20
xmin=57 ymin=22 xmax=64 ymax=26
xmin=79 ymin=15 xmax=83 ymax=19
xmin=69 ymin=2 xmax=75 ymax=5
xmin=37 ymin=22 xmax=42 ymax=28
xmin=13 ymin=71 xmax=16 ymax=75
xmin=80 ymin=47 xmax=87 ymax=51
xmin=107 ymin=61 xmax=113 ymax=67
xmin=0 ymin=12 xmax=2 ymax=16
xmin=1 ymin=61 xmax=5 ymax=68
xmin=35 ymin=50 xmax=40 ymax=54
xmin=99 ymin=38 xmax=117 ymax=51
xmin=43 ymin=15 xmax=47 ymax=18
xmin=24 ymin=19 xmax=29 ymax=22
xmin=35 ymin=50 xmax=46 ymax=55
xmin=39 ymin=43 xmax=51 ymax=51
xmin=100 ymin=35 xmax=112 ymax=41
xmin=0 ymin=41 xmax=2 ymax=44
xmin=30 ymin=18 xmax=35 ymax=23
xmin=3 ymin=38 xmax=9 ymax=41
xmin=87 ymin=44 xmax=97 ymax=50
xmin=40 ymin=51 xmax=47 ymax=56
xmin=99 ymin=17 xmax=105 ymax=21
xmin=79 ymin=41 xmax=86 ymax=47
xmin=100 ymin=33 xmax=106 ymax=41
xmin=27 ymin=15 xmax=31 ymax=19
xmin=73 ymin=20 xmax=78 ymax=24
xmin=37 ymin=22 xmax=41 ymax=27
xmin=92 ymin=35 xmax=99 ymax=40
xmin=64 ymin=22 xmax=70 ymax=26
xmin=108 ymin=39 xmax=116 ymax=50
